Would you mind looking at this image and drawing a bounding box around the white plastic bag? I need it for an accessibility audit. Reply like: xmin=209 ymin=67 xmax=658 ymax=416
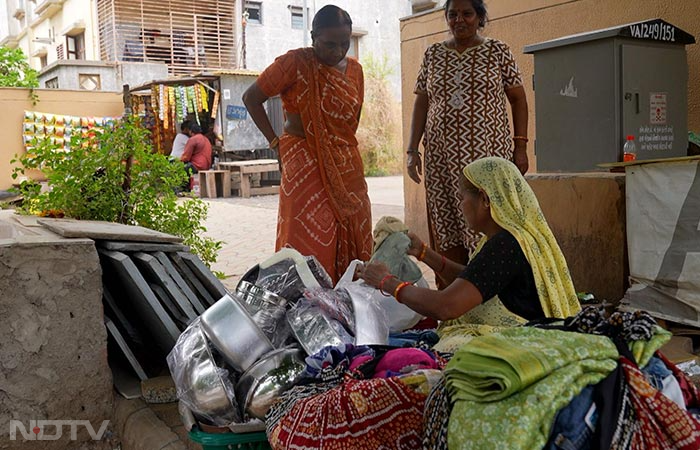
xmin=336 ymin=260 xmax=422 ymax=336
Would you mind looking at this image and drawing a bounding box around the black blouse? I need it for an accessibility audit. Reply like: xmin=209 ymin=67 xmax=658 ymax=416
xmin=458 ymin=230 xmax=545 ymax=320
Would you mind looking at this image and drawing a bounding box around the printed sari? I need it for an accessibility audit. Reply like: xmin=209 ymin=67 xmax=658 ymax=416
xmin=257 ymin=48 xmax=372 ymax=282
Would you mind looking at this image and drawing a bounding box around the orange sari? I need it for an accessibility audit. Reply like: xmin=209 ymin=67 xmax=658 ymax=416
xmin=257 ymin=48 xmax=372 ymax=282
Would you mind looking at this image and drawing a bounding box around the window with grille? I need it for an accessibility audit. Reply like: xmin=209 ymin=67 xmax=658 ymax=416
xmin=97 ymin=0 xmax=236 ymax=75
xmin=290 ymin=6 xmax=304 ymax=29
xmin=56 ymin=43 xmax=64 ymax=60
xmin=45 ymin=77 xmax=59 ymax=89
xmin=245 ymin=1 xmax=261 ymax=24
xmin=67 ymin=33 xmax=85 ymax=60
xmin=79 ymin=74 xmax=101 ymax=90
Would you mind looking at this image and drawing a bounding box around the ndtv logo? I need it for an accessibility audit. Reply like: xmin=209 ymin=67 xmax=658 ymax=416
xmin=9 ymin=420 xmax=110 ymax=441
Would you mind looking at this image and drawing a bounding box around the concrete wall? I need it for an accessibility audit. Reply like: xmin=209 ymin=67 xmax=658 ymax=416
xmin=38 ymin=61 xmax=169 ymax=92
xmin=0 ymin=212 xmax=113 ymax=450
xmin=528 ymin=173 xmax=627 ymax=303
xmin=0 ymin=88 xmax=124 ymax=191
xmin=244 ymin=0 xmax=412 ymax=100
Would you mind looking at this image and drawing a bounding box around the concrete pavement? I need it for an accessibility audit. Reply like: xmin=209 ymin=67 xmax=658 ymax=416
xmin=202 ymin=176 xmax=408 ymax=291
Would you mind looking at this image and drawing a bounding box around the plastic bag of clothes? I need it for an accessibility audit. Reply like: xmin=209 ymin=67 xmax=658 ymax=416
xmin=302 ymin=287 xmax=355 ymax=333
xmin=335 ymin=260 xmax=390 ymax=345
xmin=370 ymin=231 xmax=427 ymax=331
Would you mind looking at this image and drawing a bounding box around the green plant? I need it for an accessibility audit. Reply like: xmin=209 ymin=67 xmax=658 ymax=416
xmin=357 ymin=53 xmax=402 ymax=176
xmin=11 ymin=116 xmax=223 ymax=266
xmin=0 ymin=46 xmax=39 ymax=103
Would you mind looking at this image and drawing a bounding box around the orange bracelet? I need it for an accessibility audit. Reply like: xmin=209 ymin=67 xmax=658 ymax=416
xmin=513 ymin=135 xmax=529 ymax=143
xmin=418 ymin=242 xmax=428 ymax=261
xmin=393 ymin=281 xmax=411 ymax=302
xmin=379 ymin=274 xmax=397 ymax=297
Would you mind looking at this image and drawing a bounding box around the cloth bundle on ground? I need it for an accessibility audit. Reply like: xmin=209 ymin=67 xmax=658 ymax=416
xmin=446 ymin=327 xmax=619 ymax=449
xmin=267 ymin=375 xmax=427 ymax=450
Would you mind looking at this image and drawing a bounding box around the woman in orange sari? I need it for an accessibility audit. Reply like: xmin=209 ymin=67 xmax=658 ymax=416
xmin=243 ymin=5 xmax=372 ymax=282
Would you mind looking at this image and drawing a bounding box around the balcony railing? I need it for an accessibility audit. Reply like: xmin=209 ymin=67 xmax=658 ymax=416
xmin=97 ymin=0 xmax=237 ymax=75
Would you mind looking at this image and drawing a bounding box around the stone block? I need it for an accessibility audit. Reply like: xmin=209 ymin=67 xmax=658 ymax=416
xmin=0 ymin=237 xmax=113 ymax=450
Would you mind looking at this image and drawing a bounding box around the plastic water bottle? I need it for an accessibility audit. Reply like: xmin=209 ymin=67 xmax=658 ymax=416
xmin=623 ymin=135 xmax=637 ymax=162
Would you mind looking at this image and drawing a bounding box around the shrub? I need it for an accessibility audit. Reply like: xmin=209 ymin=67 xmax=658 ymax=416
xmin=11 ymin=116 xmax=222 ymax=266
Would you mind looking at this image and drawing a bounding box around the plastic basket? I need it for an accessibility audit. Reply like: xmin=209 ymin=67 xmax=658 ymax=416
xmin=188 ymin=428 xmax=271 ymax=450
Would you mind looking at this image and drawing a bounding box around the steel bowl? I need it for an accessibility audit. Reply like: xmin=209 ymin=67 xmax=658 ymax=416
xmin=200 ymin=293 xmax=274 ymax=372
xmin=235 ymin=347 xmax=306 ymax=419
xmin=170 ymin=323 xmax=241 ymax=425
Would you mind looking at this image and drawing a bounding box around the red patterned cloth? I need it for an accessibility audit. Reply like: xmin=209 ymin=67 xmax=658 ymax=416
xmin=657 ymin=351 xmax=700 ymax=409
xmin=621 ymin=356 xmax=700 ymax=450
xmin=268 ymin=375 xmax=426 ymax=450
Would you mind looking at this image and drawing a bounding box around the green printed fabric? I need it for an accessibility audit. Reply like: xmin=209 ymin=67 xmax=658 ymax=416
xmin=446 ymin=327 xmax=618 ymax=449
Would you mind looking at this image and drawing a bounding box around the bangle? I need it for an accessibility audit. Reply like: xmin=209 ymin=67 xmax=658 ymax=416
xmin=513 ymin=136 xmax=529 ymax=143
xmin=379 ymin=274 xmax=397 ymax=297
xmin=269 ymin=136 xmax=280 ymax=149
xmin=406 ymin=149 xmax=420 ymax=154
xmin=393 ymin=281 xmax=411 ymax=302
xmin=418 ymin=242 xmax=428 ymax=262
xmin=437 ymin=255 xmax=447 ymax=274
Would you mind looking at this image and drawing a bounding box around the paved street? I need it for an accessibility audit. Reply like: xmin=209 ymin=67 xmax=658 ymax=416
xmin=202 ymin=176 xmax=408 ymax=290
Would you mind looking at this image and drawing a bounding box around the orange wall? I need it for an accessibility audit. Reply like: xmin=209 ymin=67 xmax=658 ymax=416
xmin=400 ymin=0 xmax=700 ymax=239
xmin=0 ymin=88 xmax=123 ymax=191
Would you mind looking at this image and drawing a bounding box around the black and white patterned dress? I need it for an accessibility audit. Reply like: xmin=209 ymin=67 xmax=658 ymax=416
xmin=415 ymin=38 xmax=523 ymax=252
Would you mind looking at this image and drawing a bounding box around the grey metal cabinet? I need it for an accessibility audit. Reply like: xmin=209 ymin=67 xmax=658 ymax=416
xmin=524 ymin=19 xmax=695 ymax=172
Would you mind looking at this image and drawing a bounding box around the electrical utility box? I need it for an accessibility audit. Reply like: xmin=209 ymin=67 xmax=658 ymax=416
xmin=524 ymin=19 xmax=695 ymax=172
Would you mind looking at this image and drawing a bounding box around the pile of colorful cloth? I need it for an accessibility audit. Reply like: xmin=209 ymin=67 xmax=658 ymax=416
xmin=261 ymin=306 xmax=700 ymax=450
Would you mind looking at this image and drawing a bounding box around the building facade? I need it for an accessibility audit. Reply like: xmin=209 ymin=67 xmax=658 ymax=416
xmin=0 ymin=0 xmax=412 ymax=97
xmin=239 ymin=0 xmax=412 ymax=99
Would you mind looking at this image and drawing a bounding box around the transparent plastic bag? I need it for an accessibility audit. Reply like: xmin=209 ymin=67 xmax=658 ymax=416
xmin=166 ymin=319 xmax=241 ymax=426
xmin=286 ymin=300 xmax=354 ymax=356
xmin=335 ymin=260 xmax=390 ymax=345
xmin=255 ymin=249 xmax=332 ymax=302
xmin=303 ymin=287 xmax=355 ymax=333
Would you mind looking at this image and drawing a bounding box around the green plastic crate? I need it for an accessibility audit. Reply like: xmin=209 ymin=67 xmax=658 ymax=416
xmin=188 ymin=428 xmax=272 ymax=450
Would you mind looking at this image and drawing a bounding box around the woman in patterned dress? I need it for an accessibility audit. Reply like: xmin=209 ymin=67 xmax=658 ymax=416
xmin=406 ymin=0 xmax=529 ymax=287
xmin=243 ymin=5 xmax=372 ymax=283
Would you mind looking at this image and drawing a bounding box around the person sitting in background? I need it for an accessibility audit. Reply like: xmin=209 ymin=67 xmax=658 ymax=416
xmin=181 ymin=122 xmax=212 ymax=180
xmin=358 ymin=157 xmax=581 ymax=352
xmin=170 ymin=121 xmax=190 ymax=159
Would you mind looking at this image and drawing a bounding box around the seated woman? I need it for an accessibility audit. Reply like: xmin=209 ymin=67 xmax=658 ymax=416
xmin=359 ymin=157 xmax=581 ymax=352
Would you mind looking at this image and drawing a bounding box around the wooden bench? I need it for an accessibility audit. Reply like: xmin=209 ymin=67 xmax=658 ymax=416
xmin=197 ymin=169 xmax=232 ymax=198
xmin=218 ymin=159 xmax=280 ymax=198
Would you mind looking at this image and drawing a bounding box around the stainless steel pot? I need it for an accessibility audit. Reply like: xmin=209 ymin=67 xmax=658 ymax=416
xmin=235 ymin=347 xmax=306 ymax=420
xmin=236 ymin=280 xmax=286 ymax=315
xmin=236 ymin=281 xmax=288 ymax=342
xmin=169 ymin=322 xmax=241 ymax=425
xmin=200 ymin=293 xmax=274 ymax=372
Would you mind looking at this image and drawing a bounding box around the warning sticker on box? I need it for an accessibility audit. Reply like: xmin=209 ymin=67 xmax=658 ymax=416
xmin=650 ymin=92 xmax=667 ymax=125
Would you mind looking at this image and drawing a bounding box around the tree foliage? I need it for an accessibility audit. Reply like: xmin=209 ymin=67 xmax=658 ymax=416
xmin=0 ymin=46 xmax=39 ymax=88
xmin=357 ymin=53 xmax=402 ymax=176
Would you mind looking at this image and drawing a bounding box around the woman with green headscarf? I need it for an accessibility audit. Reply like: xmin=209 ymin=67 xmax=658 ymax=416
xmin=358 ymin=157 xmax=580 ymax=350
